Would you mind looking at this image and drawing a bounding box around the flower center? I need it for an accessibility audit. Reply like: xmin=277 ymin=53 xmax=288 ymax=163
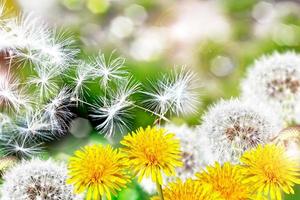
xmin=26 ymin=178 xmax=59 ymax=200
xmin=181 ymin=152 xmax=195 ymax=172
xmin=145 ymin=147 xmax=159 ymax=165
xmin=89 ymin=164 xmax=105 ymax=183
xmin=263 ymin=165 xmax=280 ymax=183
xmin=225 ymin=119 xmax=261 ymax=149
xmin=266 ymin=69 xmax=300 ymax=101
xmin=212 ymin=175 xmax=239 ymax=198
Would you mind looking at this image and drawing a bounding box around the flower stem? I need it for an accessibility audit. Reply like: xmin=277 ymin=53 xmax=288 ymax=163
xmin=156 ymin=181 xmax=164 ymax=200
xmin=131 ymin=104 xmax=170 ymax=122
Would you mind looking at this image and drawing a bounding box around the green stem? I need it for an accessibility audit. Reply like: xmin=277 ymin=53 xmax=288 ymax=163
xmin=156 ymin=181 xmax=164 ymax=200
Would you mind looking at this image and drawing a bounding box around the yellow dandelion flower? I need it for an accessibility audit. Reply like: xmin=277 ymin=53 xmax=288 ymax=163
xmin=120 ymin=126 xmax=182 ymax=185
xmin=196 ymin=162 xmax=252 ymax=200
xmin=151 ymin=179 xmax=221 ymax=200
xmin=67 ymin=144 xmax=131 ymax=200
xmin=240 ymin=144 xmax=300 ymax=200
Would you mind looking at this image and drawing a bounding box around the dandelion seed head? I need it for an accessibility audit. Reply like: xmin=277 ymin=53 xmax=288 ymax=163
xmin=242 ymin=52 xmax=300 ymax=125
xmin=1 ymin=159 xmax=83 ymax=200
xmin=164 ymin=124 xmax=214 ymax=182
xmin=200 ymin=99 xmax=281 ymax=163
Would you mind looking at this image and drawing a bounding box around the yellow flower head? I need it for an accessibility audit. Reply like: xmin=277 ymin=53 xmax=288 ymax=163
xmin=151 ymin=179 xmax=221 ymax=200
xmin=120 ymin=126 xmax=182 ymax=184
xmin=240 ymin=144 xmax=300 ymax=200
xmin=196 ymin=162 xmax=252 ymax=200
xmin=67 ymin=144 xmax=131 ymax=200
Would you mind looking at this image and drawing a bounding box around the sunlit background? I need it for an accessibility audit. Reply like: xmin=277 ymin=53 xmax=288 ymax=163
xmin=3 ymin=0 xmax=300 ymax=199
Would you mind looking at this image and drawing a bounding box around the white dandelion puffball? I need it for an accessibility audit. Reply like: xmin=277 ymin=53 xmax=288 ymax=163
xmin=200 ymin=99 xmax=281 ymax=163
xmin=1 ymin=159 xmax=83 ymax=200
xmin=164 ymin=124 xmax=214 ymax=180
xmin=242 ymin=52 xmax=300 ymax=126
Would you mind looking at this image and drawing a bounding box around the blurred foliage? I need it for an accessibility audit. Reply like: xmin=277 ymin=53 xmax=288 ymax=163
xmin=221 ymin=0 xmax=258 ymax=13
xmin=62 ymin=0 xmax=110 ymax=13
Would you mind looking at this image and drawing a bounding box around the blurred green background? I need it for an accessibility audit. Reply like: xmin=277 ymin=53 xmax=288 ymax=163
xmin=3 ymin=0 xmax=300 ymax=199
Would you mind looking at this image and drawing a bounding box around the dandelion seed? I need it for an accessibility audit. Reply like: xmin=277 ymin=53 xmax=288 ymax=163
xmin=67 ymin=144 xmax=131 ymax=200
xmin=241 ymin=144 xmax=300 ymax=200
xmin=3 ymin=14 xmax=50 ymax=63
xmin=169 ymin=68 xmax=200 ymax=115
xmin=0 ymin=112 xmax=11 ymax=133
xmin=242 ymin=52 xmax=300 ymax=126
xmin=143 ymin=67 xmax=200 ymax=119
xmin=1 ymin=159 xmax=83 ymax=200
xmin=28 ymin=65 xmax=60 ymax=99
xmin=39 ymin=30 xmax=78 ymax=68
xmin=42 ymin=88 xmax=74 ymax=134
xmin=0 ymin=72 xmax=26 ymax=112
xmin=0 ymin=134 xmax=43 ymax=159
xmin=12 ymin=111 xmax=52 ymax=141
xmin=120 ymin=126 xmax=182 ymax=185
xmin=68 ymin=61 xmax=93 ymax=102
xmin=196 ymin=162 xmax=252 ymax=200
xmin=151 ymin=179 xmax=221 ymax=200
xmin=0 ymin=29 xmax=12 ymax=50
xmin=200 ymin=99 xmax=281 ymax=163
xmin=90 ymin=78 xmax=139 ymax=137
xmin=2 ymin=14 xmax=77 ymax=69
xmin=143 ymin=78 xmax=173 ymax=116
xmin=90 ymin=52 xmax=127 ymax=87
